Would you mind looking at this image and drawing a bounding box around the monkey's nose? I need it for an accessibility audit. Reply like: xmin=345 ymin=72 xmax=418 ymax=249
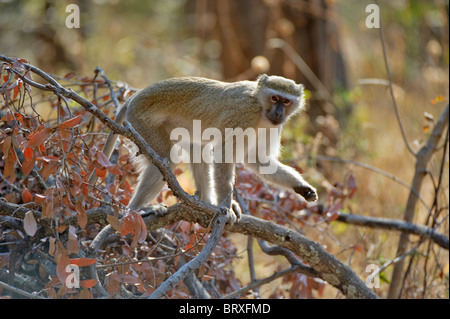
xmin=275 ymin=110 xmax=284 ymax=121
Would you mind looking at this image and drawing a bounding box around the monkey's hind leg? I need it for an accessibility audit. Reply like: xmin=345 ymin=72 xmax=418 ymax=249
xmin=190 ymin=161 xmax=214 ymax=204
xmin=127 ymin=158 xmax=168 ymax=210
xmin=125 ymin=121 xmax=175 ymax=210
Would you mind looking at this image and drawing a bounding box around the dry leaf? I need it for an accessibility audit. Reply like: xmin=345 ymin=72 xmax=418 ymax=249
xmin=107 ymin=214 xmax=122 ymax=232
xmin=23 ymin=211 xmax=37 ymax=236
xmin=67 ymin=225 xmax=79 ymax=255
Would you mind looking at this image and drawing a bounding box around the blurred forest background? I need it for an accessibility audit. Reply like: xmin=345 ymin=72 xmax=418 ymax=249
xmin=0 ymin=0 xmax=448 ymax=299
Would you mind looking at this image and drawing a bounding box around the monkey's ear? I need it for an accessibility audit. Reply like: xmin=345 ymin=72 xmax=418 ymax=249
xmin=295 ymin=83 xmax=304 ymax=97
xmin=256 ymin=74 xmax=268 ymax=84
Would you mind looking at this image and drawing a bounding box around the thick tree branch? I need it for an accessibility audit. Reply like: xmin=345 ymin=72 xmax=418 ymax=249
xmin=140 ymin=204 xmax=378 ymax=299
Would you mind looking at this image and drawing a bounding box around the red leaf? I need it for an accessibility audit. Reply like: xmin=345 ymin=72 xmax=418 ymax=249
xmin=64 ymin=72 xmax=76 ymax=80
xmin=80 ymin=279 xmax=97 ymax=289
xmin=59 ymin=115 xmax=82 ymax=129
xmin=67 ymin=225 xmax=79 ymax=255
xmin=3 ymin=153 xmax=15 ymax=183
xmin=22 ymin=156 xmax=36 ymax=176
xmin=96 ymin=168 xmax=107 ymax=178
xmin=2 ymin=136 xmax=11 ymax=156
xmin=96 ymin=151 xmax=112 ymax=168
xmin=121 ymin=211 xmax=147 ymax=249
xmin=9 ymin=145 xmax=17 ymax=162
xmin=24 ymin=147 xmax=34 ymax=161
xmin=347 ymin=173 xmax=357 ymax=199
xmin=76 ymin=201 xmax=88 ymax=230
xmin=107 ymin=214 xmax=122 ymax=232
xmin=34 ymin=194 xmax=46 ymax=204
xmin=0 ymin=111 xmax=14 ymax=122
xmin=21 ymin=189 xmax=33 ymax=203
xmin=327 ymin=211 xmax=339 ymax=222
xmin=23 ymin=211 xmax=37 ymax=236
xmin=28 ymin=128 xmax=52 ymax=147
xmin=48 ymin=237 xmax=56 ymax=257
xmin=42 ymin=161 xmax=59 ymax=181
xmin=106 ymin=165 xmax=122 ymax=176
xmin=121 ymin=274 xmax=140 ymax=285
xmin=82 ymin=183 xmax=89 ymax=198
xmin=431 ymin=95 xmax=445 ymax=105
xmin=13 ymin=82 xmax=21 ymax=99
xmin=69 ymin=258 xmax=96 ymax=267
xmin=56 ymin=225 xmax=67 ymax=233
xmin=56 ymin=252 xmax=71 ymax=284
xmin=173 ymin=167 xmax=184 ymax=176
xmin=36 ymin=156 xmax=59 ymax=163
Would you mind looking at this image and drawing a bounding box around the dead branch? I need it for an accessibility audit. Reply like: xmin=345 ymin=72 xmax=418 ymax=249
xmin=337 ymin=213 xmax=449 ymax=250
xmin=0 ymin=279 xmax=46 ymax=299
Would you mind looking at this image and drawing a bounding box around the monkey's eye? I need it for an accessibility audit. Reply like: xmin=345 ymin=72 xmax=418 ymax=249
xmin=271 ymin=95 xmax=279 ymax=103
xmin=283 ymin=99 xmax=291 ymax=106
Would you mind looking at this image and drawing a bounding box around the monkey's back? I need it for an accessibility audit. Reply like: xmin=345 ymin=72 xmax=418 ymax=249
xmin=126 ymin=77 xmax=262 ymax=130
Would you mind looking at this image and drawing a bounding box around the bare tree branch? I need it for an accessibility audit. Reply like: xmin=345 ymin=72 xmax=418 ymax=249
xmin=0 ymin=279 xmax=46 ymax=299
xmin=376 ymin=0 xmax=416 ymax=157
xmin=309 ymin=155 xmax=430 ymax=211
xmin=221 ymin=266 xmax=301 ymax=299
xmin=337 ymin=213 xmax=449 ymax=250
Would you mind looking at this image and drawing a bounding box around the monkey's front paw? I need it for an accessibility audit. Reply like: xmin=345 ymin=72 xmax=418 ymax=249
xmin=220 ymin=200 xmax=241 ymax=225
xmin=293 ymin=185 xmax=318 ymax=202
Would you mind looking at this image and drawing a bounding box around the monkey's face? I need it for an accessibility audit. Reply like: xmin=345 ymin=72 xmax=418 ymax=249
xmin=256 ymin=75 xmax=304 ymax=126
xmin=264 ymin=93 xmax=301 ymax=126
xmin=266 ymin=94 xmax=290 ymax=125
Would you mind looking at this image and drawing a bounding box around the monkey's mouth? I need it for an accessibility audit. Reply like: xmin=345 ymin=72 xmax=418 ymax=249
xmin=270 ymin=119 xmax=282 ymax=125
xmin=266 ymin=112 xmax=284 ymax=125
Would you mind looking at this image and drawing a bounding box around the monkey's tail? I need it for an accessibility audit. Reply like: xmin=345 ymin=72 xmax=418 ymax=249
xmin=102 ymin=99 xmax=129 ymax=158
xmin=88 ymin=99 xmax=130 ymax=185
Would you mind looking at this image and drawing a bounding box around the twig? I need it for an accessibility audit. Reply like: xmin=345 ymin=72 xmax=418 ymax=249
xmin=376 ymin=0 xmax=416 ymax=156
xmin=309 ymin=155 xmax=430 ymax=211
xmin=94 ymin=67 xmax=122 ymax=111
xmin=221 ymin=266 xmax=301 ymax=299
xmin=337 ymin=213 xmax=448 ymax=250
xmin=148 ymin=214 xmax=228 ymax=299
xmin=179 ymin=255 xmax=211 ymax=299
xmin=267 ymin=38 xmax=334 ymax=103
xmin=365 ymin=246 xmax=418 ymax=287
xmin=257 ymin=239 xmax=318 ymax=278
xmin=234 ymin=188 xmax=259 ymax=297
xmin=0 ymin=280 xmax=46 ymax=299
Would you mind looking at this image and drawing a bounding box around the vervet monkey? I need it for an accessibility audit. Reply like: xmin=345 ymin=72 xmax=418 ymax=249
xmin=99 ymin=74 xmax=318 ymax=221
